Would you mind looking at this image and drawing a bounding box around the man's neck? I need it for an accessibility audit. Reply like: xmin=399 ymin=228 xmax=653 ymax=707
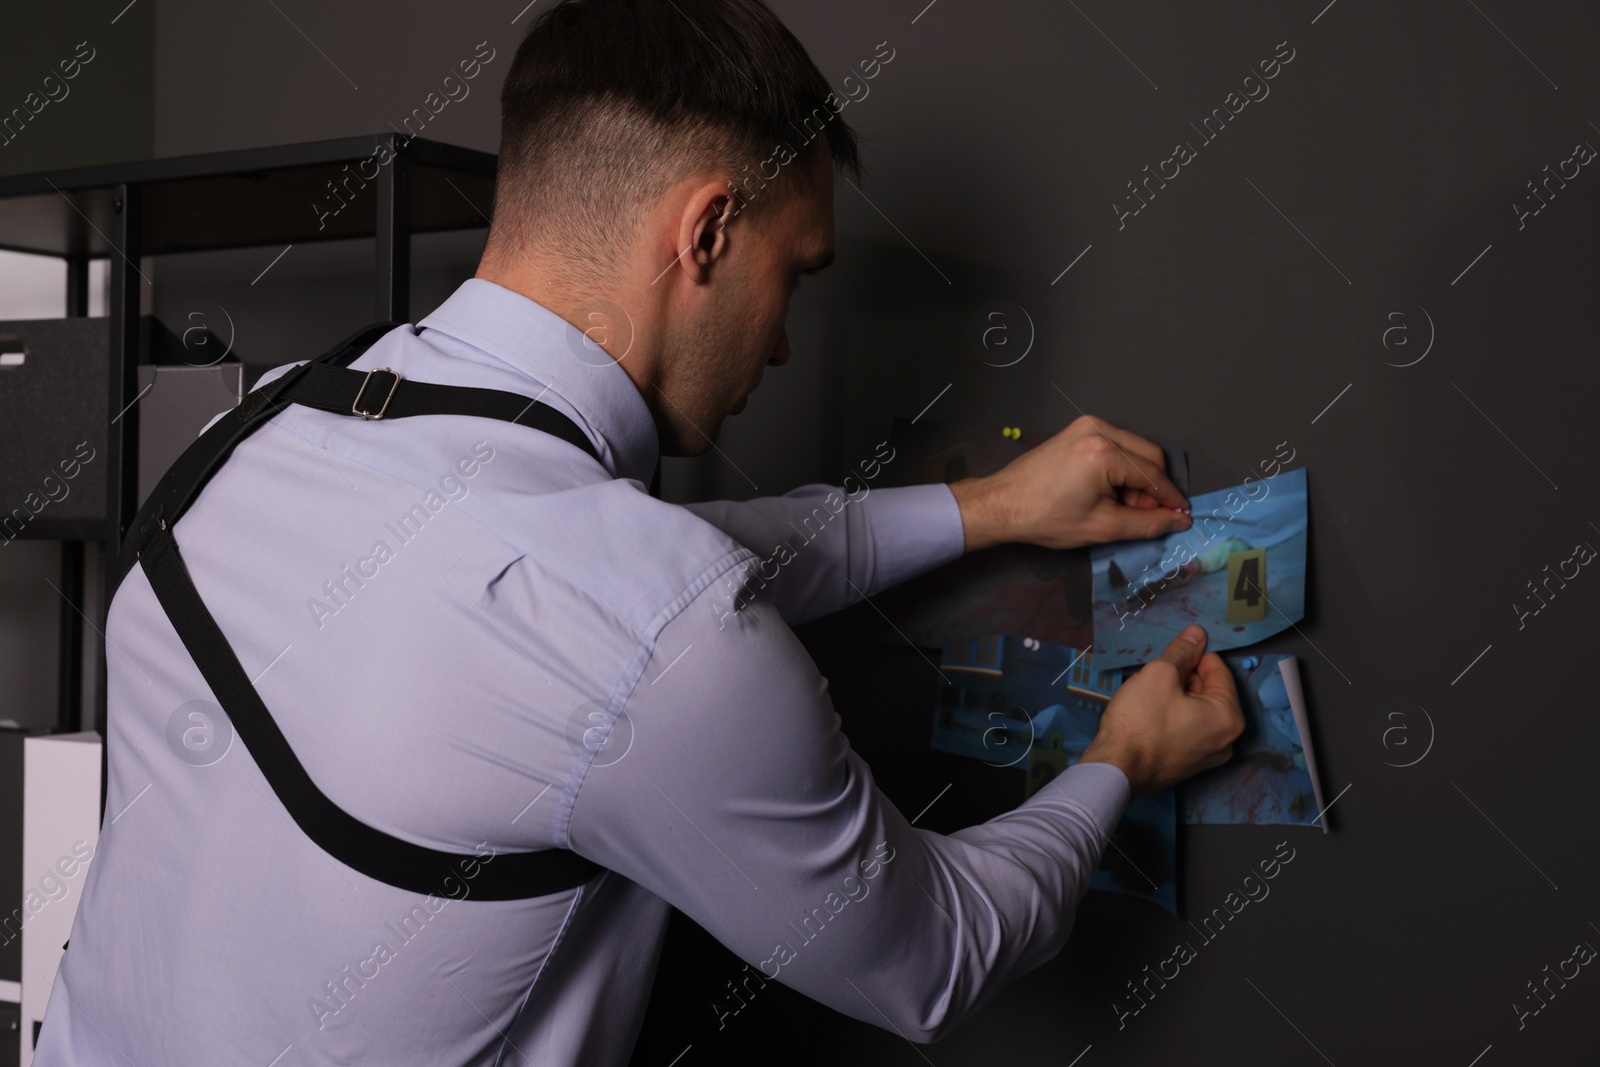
xmin=475 ymin=252 xmax=665 ymax=396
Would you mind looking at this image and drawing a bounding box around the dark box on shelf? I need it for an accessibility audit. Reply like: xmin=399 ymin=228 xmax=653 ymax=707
xmin=0 ymin=316 xmax=240 ymax=541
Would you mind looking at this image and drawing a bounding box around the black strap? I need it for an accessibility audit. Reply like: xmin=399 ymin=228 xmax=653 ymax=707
xmin=116 ymin=323 xmax=606 ymax=585
xmin=116 ymin=322 xmax=402 ymax=588
xmin=140 ymin=523 xmax=600 ymax=899
xmin=119 ymin=323 xmax=605 ymax=900
xmin=283 ymin=364 xmax=602 ymax=464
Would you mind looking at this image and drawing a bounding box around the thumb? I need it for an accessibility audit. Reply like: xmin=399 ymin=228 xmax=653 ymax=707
xmin=1156 ymin=625 xmax=1208 ymax=678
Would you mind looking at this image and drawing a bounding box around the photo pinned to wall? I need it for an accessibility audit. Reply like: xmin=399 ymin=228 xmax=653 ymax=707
xmin=930 ymin=634 xmax=1177 ymax=914
xmin=1175 ymin=653 xmax=1326 ymax=829
xmin=1091 ymin=467 xmax=1308 ymax=671
xmin=874 ymin=416 xmax=1188 ymax=651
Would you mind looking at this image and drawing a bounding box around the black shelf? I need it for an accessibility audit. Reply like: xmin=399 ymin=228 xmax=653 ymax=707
xmin=0 ymin=134 xmax=496 ymax=258
xmin=0 ymin=133 xmax=496 ymax=767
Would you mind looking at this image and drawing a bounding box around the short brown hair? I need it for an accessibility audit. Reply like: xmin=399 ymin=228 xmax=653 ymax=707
xmin=490 ymin=0 xmax=861 ymax=275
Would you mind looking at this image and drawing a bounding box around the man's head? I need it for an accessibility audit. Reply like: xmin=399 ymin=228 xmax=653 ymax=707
xmin=479 ymin=0 xmax=860 ymax=456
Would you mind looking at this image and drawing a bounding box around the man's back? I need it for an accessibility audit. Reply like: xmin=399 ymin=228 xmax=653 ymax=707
xmin=36 ymin=284 xmax=756 ymax=1065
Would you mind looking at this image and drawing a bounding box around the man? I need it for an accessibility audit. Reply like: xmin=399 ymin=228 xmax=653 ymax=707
xmin=35 ymin=1 xmax=1242 ymax=1063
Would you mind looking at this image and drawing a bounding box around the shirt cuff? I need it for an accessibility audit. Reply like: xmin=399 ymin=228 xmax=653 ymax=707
xmin=859 ymin=482 xmax=967 ymax=592
xmin=1028 ymin=760 xmax=1131 ymax=841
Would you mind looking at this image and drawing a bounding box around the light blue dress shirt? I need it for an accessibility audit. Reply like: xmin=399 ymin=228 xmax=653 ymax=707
xmin=35 ymin=278 xmax=1130 ymax=1066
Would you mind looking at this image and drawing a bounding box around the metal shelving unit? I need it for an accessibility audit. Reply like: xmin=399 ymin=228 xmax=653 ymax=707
xmin=0 ymin=133 xmax=497 ymax=757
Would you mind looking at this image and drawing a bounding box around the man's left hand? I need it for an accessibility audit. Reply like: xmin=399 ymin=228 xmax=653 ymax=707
xmin=947 ymin=415 xmax=1191 ymax=552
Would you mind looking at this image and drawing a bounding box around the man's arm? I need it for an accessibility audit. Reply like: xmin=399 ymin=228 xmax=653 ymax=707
xmin=681 ymin=481 xmax=965 ymax=627
xmin=569 ymin=577 xmax=1140 ymax=1043
xmin=681 ymin=414 xmax=1196 ymax=627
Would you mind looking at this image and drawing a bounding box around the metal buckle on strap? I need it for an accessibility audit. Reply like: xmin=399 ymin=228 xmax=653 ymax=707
xmin=352 ymin=368 xmax=401 ymax=420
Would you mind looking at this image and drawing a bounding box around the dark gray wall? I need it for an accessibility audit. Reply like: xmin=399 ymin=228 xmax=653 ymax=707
xmin=3 ymin=1 xmax=1598 ymax=1064
xmin=690 ymin=3 xmax=1600 ymax=1064
xmin=151 ymin=0 xmax=505 ymax=159
xmin=696 ymin=3 xmax=1600 ymax=1064
xmin=0 ymin=2 xmax=153 ymax=177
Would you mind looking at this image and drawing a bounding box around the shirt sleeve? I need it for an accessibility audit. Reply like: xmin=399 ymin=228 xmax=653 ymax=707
xmin=680 ymin=482 xmax=967 ymax=627
xmin=566 ymin=573 xmax=1130 ymax=1043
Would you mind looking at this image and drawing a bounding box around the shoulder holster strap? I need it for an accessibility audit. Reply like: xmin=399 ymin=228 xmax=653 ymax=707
xmin=121 ymin=323 xmax=604 ymax=901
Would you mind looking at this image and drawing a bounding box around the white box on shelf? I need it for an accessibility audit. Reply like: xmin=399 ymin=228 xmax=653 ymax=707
xmin=19 ymin=732 xmax=100 ymax=1067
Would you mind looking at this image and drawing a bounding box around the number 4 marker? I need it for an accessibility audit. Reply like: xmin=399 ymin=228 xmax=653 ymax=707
xmin=1226 ymin=548 xmax=1268 ymax=624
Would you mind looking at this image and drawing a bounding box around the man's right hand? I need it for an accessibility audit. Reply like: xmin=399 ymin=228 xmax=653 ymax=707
xmin=1080 ymin=625 xmax=1245 ymax=797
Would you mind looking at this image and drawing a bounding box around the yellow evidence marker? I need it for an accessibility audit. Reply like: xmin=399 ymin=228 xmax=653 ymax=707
xmin=1225 ymin=548 xmax=1269 ymax=624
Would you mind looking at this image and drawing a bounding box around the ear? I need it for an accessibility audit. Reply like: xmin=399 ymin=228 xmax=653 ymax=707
xmin=671 ymin=180 xmax=736 ymax=285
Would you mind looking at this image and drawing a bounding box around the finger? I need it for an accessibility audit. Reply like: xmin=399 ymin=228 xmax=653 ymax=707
xmin=1116 ymin=486 xmax=1165 ymax=510
xmin=1156 ymin=625 xmax=1208 ymax=678
xmin=1103 ymin=449 xmax=1188 ymax=513
xmin=1095 ymin=499 xmax=1191 ymax=540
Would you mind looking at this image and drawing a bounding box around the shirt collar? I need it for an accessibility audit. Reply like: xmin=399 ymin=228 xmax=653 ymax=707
xmin=416 ymin=278 xmax=660 ymax=487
